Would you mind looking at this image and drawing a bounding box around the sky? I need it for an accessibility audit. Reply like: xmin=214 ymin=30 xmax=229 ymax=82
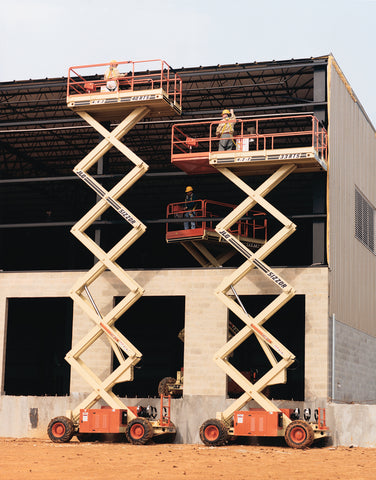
xmin=1 ymin=0 xmax=376 ymax=126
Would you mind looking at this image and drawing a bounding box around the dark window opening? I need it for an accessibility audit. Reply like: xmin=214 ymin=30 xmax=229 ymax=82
xmin=4 ymin=298 xmax=73 ymax=396
xmin=227 ymin=295 xmax=305 ymax=401
xmin=112 ymin=296 xmax=185 ymax=397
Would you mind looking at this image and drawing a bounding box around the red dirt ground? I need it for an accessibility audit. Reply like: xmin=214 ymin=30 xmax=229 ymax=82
xmin=0 ymin=438 xmax=375 ymax=480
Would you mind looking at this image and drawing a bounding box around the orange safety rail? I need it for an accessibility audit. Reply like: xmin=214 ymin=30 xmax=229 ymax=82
xmin=317 ymin=408 xmax=329 ymax=430
xmin=171 ymin=115 xmax=328 ymax=172
xmin=160 ymin=395 xmax=171 ymax=427
xmin=67 ymin=59 xmax=183 ymax=107
xmin=166 ymin=199 xmax=267 ymax=241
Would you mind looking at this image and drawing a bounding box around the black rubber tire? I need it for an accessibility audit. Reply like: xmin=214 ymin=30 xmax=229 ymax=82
xmin=47 ymin=416 xmax=75 ymax=443
xmin=199 ymin=418 xmax=229 ymax=446
xmin=125 ymin=418 xmax=154 ymax=445
xmin=284 ymin=420 xmax=315 ymax=449
xmin=158 ymin=377 xmax=176 ymax=396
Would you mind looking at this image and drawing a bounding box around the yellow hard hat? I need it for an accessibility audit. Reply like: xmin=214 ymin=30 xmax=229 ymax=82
xmin=222 ymin=109 xmax=230 ymax=115
xmin=110 ymin=60 xmax=118 ymax=66
xmin=185 ymin=186 xmax=193 ymax=193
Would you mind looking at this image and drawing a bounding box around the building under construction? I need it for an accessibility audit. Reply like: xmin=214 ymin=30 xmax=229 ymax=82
xmin=0 ymin=55 xmax=375 ymax=446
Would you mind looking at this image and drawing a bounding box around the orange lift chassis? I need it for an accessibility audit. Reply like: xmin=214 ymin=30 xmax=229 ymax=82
xmin=171 ymin=115 xmax=330 ymax=448
xmin=47 ymin=60 xmax=182 ymax=444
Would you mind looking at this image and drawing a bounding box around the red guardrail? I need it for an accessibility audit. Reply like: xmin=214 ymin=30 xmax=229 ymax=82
xmin=166 ymin=199 xmax=267 ymax=241
xmin=171 ymin=115 xmax=327 ymax=163
xmin=67 ymin=59 xmax=182 ymax=107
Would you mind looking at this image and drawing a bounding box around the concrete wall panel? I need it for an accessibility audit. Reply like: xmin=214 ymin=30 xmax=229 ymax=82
xmin=0 ymin=267 xmax=329 ymax=440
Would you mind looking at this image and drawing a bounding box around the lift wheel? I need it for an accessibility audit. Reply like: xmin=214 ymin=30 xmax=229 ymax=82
xmin=125 ymin=417 xmax=154 ymax=445
xmin=284 ymin=420 xmax=315 ymax=449
xmin=47 ymin=416 xmax=75 ymax=443
xmin=199 ymin=418 xmax=229 ymax=446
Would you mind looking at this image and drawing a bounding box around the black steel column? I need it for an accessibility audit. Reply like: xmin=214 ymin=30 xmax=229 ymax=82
xmin=312 ymin=174 xmax=326 ymax=265
xmin=313 ymin=63 xmax=327 ymax=126
xmin=312 ymin=63 xmax=328 ymax=264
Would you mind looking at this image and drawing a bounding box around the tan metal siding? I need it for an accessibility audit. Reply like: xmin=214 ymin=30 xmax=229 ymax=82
xmin=328 ymin=57 xmax=376 ymax=335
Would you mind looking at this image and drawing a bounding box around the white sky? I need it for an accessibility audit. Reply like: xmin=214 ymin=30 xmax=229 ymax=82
xmin=1 ymin=0 xmax=376 ymax=126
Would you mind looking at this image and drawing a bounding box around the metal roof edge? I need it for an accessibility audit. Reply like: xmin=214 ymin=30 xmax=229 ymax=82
xmin=328 ymin=54 xmax=375 ymax=133
xmin=1 ymin=57 xmax=330 ymax=85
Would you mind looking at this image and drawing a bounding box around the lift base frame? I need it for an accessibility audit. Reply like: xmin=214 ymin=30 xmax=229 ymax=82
xmin=78 ymin=407 xmax=176 ymax=437
xmin=231 ymin=408 xmax=329 ymax=441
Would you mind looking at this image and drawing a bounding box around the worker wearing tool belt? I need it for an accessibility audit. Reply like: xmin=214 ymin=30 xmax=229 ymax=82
xmin=216 ymin=108 xmax=236 ymax=151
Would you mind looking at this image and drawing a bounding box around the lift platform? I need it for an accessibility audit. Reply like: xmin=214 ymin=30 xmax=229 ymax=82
xmin=170 ymin=113 xmax=329 ymax=448
xmin=47 ymin=60 xmax=182 ymax=445
xmin=67 ymin=59 xmax=182 ymax=121
xmin=166 ymin=199 xmax=267 ymax=267
xmin=171 ymin=114 xmax=327 ymax=176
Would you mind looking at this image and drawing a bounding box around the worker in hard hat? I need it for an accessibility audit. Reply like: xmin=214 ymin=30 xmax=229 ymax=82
xmin=104 ymin=60 xmax=121 ymax=91
xmin=216 ymin=108 xmax=236 ymax=151
xmin=183 ymin=186 xmax=197 ymax=229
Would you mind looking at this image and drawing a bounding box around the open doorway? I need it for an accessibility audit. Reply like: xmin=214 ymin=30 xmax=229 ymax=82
xmin=4 ymin=297 xmax=73 ymax=396
xmin=227 ymin=295 xmax=305 ymax=400
xmin=112 ymin=296 xmax=185 ymax=398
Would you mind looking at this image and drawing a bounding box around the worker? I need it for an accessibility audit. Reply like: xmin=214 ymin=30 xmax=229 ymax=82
xmin=104 ymin=60 xmax=121 ymax=91
xmin=216 ymin=108 xmax=236 ymax=151
xmin=183 ymin=186 xmax=197 ymax=229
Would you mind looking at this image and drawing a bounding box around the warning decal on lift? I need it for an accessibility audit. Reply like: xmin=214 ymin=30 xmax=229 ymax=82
xmin=70 ymin=94 xmax=158 ymax=107
xmin=213 ymin=152 xmax=311 ymax=164
xmin=75 ymin=170 xmax=137 ymax=226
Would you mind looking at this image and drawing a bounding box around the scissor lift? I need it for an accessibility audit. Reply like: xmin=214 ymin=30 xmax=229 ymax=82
xmin=171 ymin=114 xmax=329 ymax=448
xmin=47 ymin=60 xmax=182 ymax=444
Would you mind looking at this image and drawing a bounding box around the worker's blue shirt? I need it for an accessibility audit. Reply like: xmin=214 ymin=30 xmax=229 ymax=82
xmin=184 ymin=193 xmax=197 ymax=210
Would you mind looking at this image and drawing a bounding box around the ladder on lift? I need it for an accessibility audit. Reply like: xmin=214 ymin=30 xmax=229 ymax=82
xmin=171 ymin=115 xmax=330 ymax=448
xmin=47 ymin=60 xmax=182 ymax=444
